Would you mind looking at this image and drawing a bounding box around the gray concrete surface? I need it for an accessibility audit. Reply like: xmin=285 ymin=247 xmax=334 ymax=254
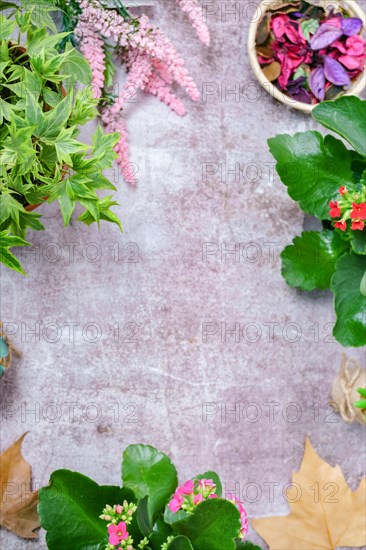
xmin=1 ymin=1 xmax=365 ymax=548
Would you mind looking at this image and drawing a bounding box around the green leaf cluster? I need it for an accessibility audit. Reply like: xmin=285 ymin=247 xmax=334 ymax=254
xmin=0 ymin=10 xmax=122 ymax=274
xmin=38 ymin=444 xmax=262 ymax=550
xmin=268 ymin=96 xmax=366 ymax=347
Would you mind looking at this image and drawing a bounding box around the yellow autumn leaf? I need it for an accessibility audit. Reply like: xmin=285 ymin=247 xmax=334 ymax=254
xmin=252 ymin=438 xmax=366 ymax=549
xmin=0 ymin=433 xmax=40 ymax=538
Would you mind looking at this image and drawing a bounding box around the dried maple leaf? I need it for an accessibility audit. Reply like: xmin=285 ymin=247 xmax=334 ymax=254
xmin=0 ymin=433 xmax=40 ymax=538
xmin=252 ymin=438 xmax=366 ymax=549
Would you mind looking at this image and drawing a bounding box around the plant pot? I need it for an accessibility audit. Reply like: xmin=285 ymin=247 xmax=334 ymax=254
xmin=247 ymin=0 xmax=366 ymax=113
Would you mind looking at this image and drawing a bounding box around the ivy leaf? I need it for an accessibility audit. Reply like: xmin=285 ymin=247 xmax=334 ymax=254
xmin=35 ymin=93 xmax=72 ymax=139
xmin=54 ymin=127 xmax=89 ymax=164
xmin=168 ymin=536 xmax=194 ymax=549
xmin=26 ymin=29 xmax=71 ymax=56
xmin=122 ymin=444 xmax=178 ymax=522
xmin=58 ymin=190 xmax=75 ymax=226
xmin=281 ymin=230 xmax=349 ymax=291
xmin=78 ymin=196 xmax=122 ymax=231
xmin=0 ymin=230 xmax=29 ymax=274
xmin=268 ymin=132 xmax=356 ymax=219
xmin=66 ymin=175 xmax=98 ymax=201
xmin=0 ymin=193 xmax=25 ymax=228
xmin=61 ymin=43 xmax=92 ymax=92
xmin=330 ymin=252 xmax=366 ymax=347
xmin=0 ymin=98 xmax=16 ymax=124
xmin=173 ymin=499 xmax=241 ymax=550
xmin=313 ymin=96 xmax=366 ymax=157
xmin=39 ymin=470 xmax=135 ymax=550
xmin=0 ymin=15 xmax=14 ymax=39
xmin=25 ymin=92 xmax=43 ymax=126
xmin=92 ymin=126 xmax=119 ymax=170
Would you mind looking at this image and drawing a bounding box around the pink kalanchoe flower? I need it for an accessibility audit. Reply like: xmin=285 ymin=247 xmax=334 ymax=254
xmin=176 ymin=0 xmax=210 ymax=45
xmin=194 ymin=493 xmax=204 ymax=505
xmin=329 ymin=200 xmax=341 ymax=218
xmin=350 ymin=202 xmax=366 ymax=220
xmin=168 ymin=494 xmax=184 ymax=512
xmin=209 ymin=493 xmax=219 ymax=498
xmin=227 ymin=493 xmax=248 ymax=539
xmin=352 ymin=220 xmax=365 ymax=231
xmin=114 ymin=504 xmax=123 ymax=514
xmin=177 ymin=480 xmax=195 ymax=495
xmin=108 ymin=522 xmax=129 ymax=545
xmin=334 ymin=221 xmax=347 ymax=231
xmin=197 ymin=479 xmax=215 ymax=490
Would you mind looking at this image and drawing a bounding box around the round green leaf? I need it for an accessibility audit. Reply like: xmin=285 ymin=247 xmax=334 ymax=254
xmin=351 ymin=230 xmax=366 ymax=255
xmin=330 ymin=252 xmax=366 ymax=347
xmin=174 ymin=499 xmax=241 ymax=550
xmin=149 ymin=517 xmax=174 ymax=550
xmin=268 ymin=132 xmax=356 ymax=219
xmin=39 ymin=469 xmax=135 ymax=550
xmin=168 ymin=535 xmax=194 ymax=549
xmin=122 ymin=444 xmax=178 ymax=521
xmin=281 ymin=230 xmax=349 ymax=291
xmin=313 ymin=97 xmax=366 ymax=157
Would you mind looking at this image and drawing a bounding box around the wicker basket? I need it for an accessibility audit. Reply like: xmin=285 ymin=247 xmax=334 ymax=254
xmin=247 ymin=0 xmax=366 ymax=113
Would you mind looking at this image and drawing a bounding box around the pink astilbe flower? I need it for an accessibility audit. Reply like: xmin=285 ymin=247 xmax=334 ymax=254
xmin=176 ymin=0 xmax=210 ymax=45
xmin=145 ymin=73 xmax=187 ymax=115
xmin=74 ymin=0 xmax=203 ymax=182
xmin=101 ymin=108 xmax=137 ymax=185
xmin=74 ymin=19 xmax=106 ymax=98
xmin=111 ymin=52 xmax=153 ymax=114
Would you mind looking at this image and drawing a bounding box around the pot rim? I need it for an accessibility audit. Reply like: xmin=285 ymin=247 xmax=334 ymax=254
xmin=247 ymin=0 xmax=366 ymax=113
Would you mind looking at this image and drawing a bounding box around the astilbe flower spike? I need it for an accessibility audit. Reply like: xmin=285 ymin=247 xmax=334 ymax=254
xmin=176 ymin=0 xmax=210 ymax=45
xmin=74 ymin=0 xmax=205 ymax=182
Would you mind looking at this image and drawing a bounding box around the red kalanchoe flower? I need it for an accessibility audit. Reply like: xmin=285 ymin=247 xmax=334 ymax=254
xmin=329 ymin=200 xmax=341 ymax=218
xmin=350 ymin=202 xmax=366 ymax=220
xmin=339 ymin=186 xmax=347 ymax=195
xmin=334 ymin=221 xmax=347 ymax=231
xmin=351 ymin=220 xmax=365 ymax=231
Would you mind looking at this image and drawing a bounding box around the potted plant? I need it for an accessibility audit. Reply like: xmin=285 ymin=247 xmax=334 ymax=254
xmin=248 ymin=0 xmax=366 ymax=112
xmin=268 ymin=95 xmax=366 ymax=347
xmin=39 ymin=443 xmax=262 ymax=549
xmin=0 ymin=7 xmax=122 ymax=275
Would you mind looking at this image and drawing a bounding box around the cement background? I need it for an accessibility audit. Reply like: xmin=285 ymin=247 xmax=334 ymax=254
xmin=1 ymin=1 xmax=365 ymax=548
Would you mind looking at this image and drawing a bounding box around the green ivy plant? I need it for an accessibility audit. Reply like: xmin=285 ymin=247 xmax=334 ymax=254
xmin=0 ymin=4 xmax=122 ymax=275
xmin=39 ymin=444 xmax=262 ymax=550
xmin=268 ymin=96 xmax=366 ymax=348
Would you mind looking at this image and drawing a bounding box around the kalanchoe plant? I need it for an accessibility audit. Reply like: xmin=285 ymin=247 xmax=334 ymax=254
xmin=268 ymin=95 xmax=366 ymax=348
xmin=0 ymin=7 xmax=122 ymax=275
xmin=256 ymin=0 xmax=366 ymax=104
xmin=39 ymin=444 xmax=262 ymax=550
